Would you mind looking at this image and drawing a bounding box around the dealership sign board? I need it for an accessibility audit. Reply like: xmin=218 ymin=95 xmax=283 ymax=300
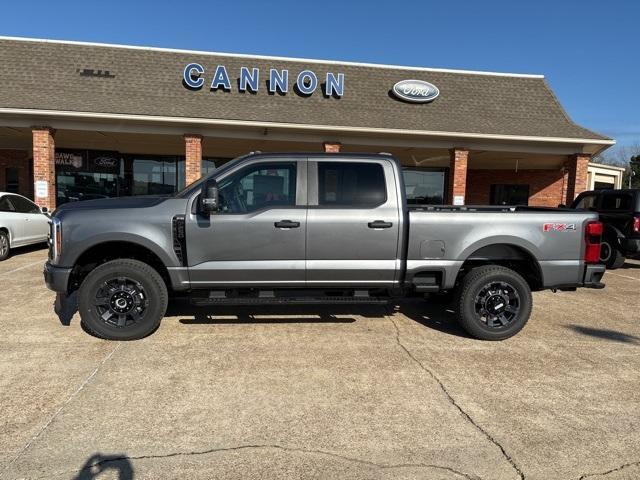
xmin=392 ymin=79 xmax=439 ymax=103
xmin=183 ymin=63 xmax=345 ymax=97
xmin=55 ymin=150 xmax=121 ymax=174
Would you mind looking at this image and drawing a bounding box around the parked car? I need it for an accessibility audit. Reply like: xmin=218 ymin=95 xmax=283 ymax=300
xmin=44 ymin=153 xmax=605 ymax=341
xmin=0 ymin=192 xmax=50 ymax=261
xmin=571 ymin=189 xmax=640 ymax=269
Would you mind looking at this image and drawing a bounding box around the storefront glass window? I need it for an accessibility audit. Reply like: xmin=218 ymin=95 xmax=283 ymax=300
xmin=490 ymin=184 xmax=530 ymax=206
xmin=131 ymin=157 xmax=182 ymax=195
xmin=202 ymin=157 xmax=232 ymax=177
xmin=403 ymin=168 xmax=447 ymax=205
xmin=55 ymin=150 xmax=187 ymax=204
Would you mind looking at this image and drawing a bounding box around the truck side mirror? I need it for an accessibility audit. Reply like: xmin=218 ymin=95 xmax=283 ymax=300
xmin=200 ymin=179 xmax=219 ymax=213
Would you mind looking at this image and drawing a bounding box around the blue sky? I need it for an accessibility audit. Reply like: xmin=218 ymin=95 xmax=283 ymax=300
xmin=1 ymin=0 xmax=638 ymax=157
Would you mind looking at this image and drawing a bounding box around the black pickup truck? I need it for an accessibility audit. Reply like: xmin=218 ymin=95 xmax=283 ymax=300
xmin=571 ymin=189 xmax=640 ymax=268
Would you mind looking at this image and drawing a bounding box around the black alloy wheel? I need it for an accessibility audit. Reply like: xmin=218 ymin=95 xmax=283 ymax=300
xmin=78 ymin=259 xmax=168 ymax=340
xmin=94 ymin=276 xmax=149 ymax=328
xmin=456 ymin=265 xmax=532 ymax=340
xmin=474 ymin=281 xmax=521 ymax=328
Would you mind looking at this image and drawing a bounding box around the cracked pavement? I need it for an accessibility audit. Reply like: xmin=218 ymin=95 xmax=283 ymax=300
xmin=1 ymin=247 xmax=639 ymax=479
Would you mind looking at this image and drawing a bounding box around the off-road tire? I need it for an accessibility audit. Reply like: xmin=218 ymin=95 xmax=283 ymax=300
xmin=78 ymin=259 xmax=168 ymax=340
xmin=456 ymin=265 xmax=532 ymax=341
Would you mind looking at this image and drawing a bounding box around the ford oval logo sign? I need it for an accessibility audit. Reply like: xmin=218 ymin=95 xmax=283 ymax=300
xmin=392 ymin=79 xmax=439 ymax=103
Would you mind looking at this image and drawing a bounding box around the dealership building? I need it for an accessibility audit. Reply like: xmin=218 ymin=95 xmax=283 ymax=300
xmin=0 ymin=36 xmax=615 ymax=211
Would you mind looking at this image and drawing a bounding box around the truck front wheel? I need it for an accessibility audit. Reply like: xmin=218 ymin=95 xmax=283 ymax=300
xmin=78 ymin=259 xmax=168 ymax=340
xmin=456 ymin=265 xmax=532 ymax=340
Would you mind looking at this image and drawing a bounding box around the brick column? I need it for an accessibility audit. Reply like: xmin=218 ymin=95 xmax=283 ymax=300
xmin=565 ymin=153 xmax=590 ymax=204
xmin=32 ymin=127 xmax=56 ymax=211
xmin=323 ymin=142 xmax=342 ymax=153
xmin=448 ymin=148 xmax=469 ymax=205
xmin=184 ymin=134 xmax=203 ymax=185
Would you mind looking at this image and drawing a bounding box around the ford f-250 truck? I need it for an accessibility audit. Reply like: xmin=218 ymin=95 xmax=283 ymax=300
xmin=44 ymin=153 xmax=606 ymax=341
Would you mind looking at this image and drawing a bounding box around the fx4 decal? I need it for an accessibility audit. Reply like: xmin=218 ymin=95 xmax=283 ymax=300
xmin=543 ymin=223 xmax=576 ymax=232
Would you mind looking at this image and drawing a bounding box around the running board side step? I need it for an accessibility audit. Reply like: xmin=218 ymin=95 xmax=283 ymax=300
xmin=190 ymin=296 xmax=390 ymax=306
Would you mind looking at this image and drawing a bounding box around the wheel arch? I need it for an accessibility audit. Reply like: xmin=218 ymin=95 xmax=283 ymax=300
xmin=69 ymin=240 xmax=171 ymax=293
xmin=457 ymin=242 xmax=544 ymax=291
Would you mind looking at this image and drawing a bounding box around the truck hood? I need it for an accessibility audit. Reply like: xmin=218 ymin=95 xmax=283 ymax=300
xmin=54 ymin=195 xmax=170 ymax=213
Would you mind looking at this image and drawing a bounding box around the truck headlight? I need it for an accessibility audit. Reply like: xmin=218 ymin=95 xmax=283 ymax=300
xmin=49 ymin=217 xmax=62 ymax=264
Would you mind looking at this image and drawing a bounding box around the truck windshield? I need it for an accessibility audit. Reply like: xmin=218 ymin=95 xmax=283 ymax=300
xmin=174 ymin=154 xmax=248 ymax=198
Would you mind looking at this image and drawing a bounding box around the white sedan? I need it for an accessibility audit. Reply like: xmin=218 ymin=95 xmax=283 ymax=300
xmin=0 ymin=192 xmax=50 ymax=261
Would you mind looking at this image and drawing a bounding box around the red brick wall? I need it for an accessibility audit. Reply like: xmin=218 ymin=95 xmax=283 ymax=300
xmin=448 ymin=148 xmax=468 ymax=204
xmin=565 ymin=153 xmax=590 ymax=204
xmin=0 ymin=150 xmax=31 ymax=198
xmin=466 ymin=169 xmax=566 ymax=207
xmin=184 ymin=134 xmax=203 ymax=185
xmin=32 ymin=127 xmax=56 ymax=211
xmin=323 ymin=142 xmax=342 ymax=153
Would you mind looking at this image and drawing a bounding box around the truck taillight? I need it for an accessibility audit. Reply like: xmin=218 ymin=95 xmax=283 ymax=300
xmin=584 ymin=221 xmax=603 ymax=264
xmin=634 ymin=216 xmax=640 ymax=234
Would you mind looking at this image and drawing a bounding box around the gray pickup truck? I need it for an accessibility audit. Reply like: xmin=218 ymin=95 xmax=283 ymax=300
xmin=44 ymin=152 xmax=605 ymax=341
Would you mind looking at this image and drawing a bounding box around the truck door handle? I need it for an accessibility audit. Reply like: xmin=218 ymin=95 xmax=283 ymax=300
xmin=274 ymin=220 xmax=300 ymax=229
xmin=368 ymin=220 xmax=393 ymax=229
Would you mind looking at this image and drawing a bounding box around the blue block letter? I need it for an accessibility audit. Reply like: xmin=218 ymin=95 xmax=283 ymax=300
xmin=325 ymin=72 xmax=344 ymax=97
xmin=239 ymin=67 xmax=260 ymax=92
xmin=211 ymin=65 xmax=231 ymax=90
xmin=269 ymin=69 xmax=289 ymax=94
xmin=183 ymin=63 xmax=205 ymax=89
xmin=296 ymin=70 xmax=317 ymax=95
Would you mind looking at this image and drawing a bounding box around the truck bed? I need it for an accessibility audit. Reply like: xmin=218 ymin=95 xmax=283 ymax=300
xmin=405 ymin=207 xmax=599 ymax=289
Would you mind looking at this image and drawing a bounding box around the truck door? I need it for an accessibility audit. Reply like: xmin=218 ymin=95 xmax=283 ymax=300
xmin=306 ymin=159 xmax=401 ymax=286
xmin=185 ymin=158 xmax=307 ymax=287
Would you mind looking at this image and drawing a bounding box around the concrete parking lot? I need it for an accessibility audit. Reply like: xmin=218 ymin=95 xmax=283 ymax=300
xmin=0 ymin=247 xmax=639 ymax=480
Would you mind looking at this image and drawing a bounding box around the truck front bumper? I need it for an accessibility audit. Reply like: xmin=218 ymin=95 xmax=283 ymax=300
xmin=583 ymin=264 xmax=606 ymax=289
xmin=44 ymin=261 xmax=72 ymax=293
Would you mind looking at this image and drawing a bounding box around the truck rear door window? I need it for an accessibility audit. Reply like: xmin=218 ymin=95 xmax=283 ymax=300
xmin=601 ymin=194 xmax=633 ymax=211
xmin=318 ymin=162 xmax=386 ymax=207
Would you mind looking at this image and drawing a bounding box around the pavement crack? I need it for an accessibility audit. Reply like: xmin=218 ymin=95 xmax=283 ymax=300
xmin=389 ymin=315 xmax=525 ymax=480
xmin=60 ymin=444 xmax=480 ymax=480
xmin=0 ymin=342 xmax=122 ymax=478
xmin=577 ymin=460 xmax=640 ymax=479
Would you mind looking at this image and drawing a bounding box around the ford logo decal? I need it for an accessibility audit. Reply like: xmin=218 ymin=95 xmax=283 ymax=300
xmin=94 ymin=156 xmax=118 ymax=168
xmin=392 ymin=79 xmax=439 ymax=103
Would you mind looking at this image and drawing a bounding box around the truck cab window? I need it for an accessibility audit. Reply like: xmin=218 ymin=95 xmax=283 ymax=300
xmin=218 ymin=163 xmax=296 ymax=214
xmin=318 ymin=162 xmax=386 ymax=207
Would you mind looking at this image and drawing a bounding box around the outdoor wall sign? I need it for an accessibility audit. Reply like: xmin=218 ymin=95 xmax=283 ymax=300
xmin=55 ymin=150 xmax=121 ymax=174
xmin=182 ymin=63 xmax=345 ymax=98
xmin=392 ymin=79 xmax=439 ymax=103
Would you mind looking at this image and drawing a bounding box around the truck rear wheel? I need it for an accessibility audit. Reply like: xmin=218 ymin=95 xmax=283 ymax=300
xmin=456 ymin=265 xmax=532 ymax=340
xmin=600 ymin=238 xmax=625 ymax=269
xmin=78 ymin=259 xmax=168 ymax=340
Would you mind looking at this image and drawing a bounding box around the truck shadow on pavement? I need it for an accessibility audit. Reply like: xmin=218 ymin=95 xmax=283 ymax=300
xmin=171 ymin=298 xmax=471 ymax=338
xmin=54 ymin=293 xmax=470 ymax=338
xmin=72 ymin=453 xmax=133 ymax=479
xmin=566 ymin=325 xmax=640 ymax=344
